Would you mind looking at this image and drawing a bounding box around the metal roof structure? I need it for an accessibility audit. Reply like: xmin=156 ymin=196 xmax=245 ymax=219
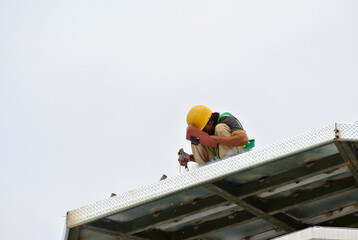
xmin=64 ymin=122 xmax=358 ymax=240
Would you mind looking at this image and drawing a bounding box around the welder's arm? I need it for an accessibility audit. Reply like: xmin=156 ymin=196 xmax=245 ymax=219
xmin=210 ymin=132 xmax=248 ymax=147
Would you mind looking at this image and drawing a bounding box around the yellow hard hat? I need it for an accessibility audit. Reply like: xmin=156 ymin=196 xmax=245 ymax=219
xmin=186 ymin=105 xmax=212 ymax=130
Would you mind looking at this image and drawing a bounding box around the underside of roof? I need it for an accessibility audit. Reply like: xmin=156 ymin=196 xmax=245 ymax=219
xmin=64 ymin=122 xmax=358 ymax=240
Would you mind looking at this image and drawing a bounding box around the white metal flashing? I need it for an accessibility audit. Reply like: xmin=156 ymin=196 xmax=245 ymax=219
xmin=273 ymin=226 xmax=358 ymax=240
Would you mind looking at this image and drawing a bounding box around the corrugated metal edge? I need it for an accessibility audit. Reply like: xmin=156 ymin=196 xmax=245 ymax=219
xmin=66 ymin=123 xmax=358 ymax=229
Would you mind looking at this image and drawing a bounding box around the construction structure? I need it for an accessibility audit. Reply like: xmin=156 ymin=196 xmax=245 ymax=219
xmin=64 ymin=122 xmax=358 ymax=240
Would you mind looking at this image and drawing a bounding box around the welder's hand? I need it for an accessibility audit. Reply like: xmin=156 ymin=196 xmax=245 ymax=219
xmin=178 ymin=156 xmax=189 ymax=166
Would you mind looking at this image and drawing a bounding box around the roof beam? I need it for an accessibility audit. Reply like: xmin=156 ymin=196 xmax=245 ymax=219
xmin=175 ymin=177 xmax=356 ymax=240
xmin=204 ymin=183 xmax=305 ymax=233
xmin=234 ymin=154 xmax=345 ymax=199
xmin=267 ymin=177 xmax=356 ymax=214
xmin=318 ymin=211 xmax=358 ymax=227
xmin=335 ymin=141 xmax=358 ymax=184
xmin=133 ymin=230 xmax=171 ymax=240
xmin=85 ymin=218 xmax=125 ymax=235
xmin=123 ymin=195 xmax=227 ymax=234
xmin=84 ymin=218 xmax=170 ymax=240
xmin=170 ymin=210 xmax=256 ymax=240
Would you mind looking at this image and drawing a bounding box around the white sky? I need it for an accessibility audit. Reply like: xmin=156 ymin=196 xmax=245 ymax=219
xmin=1 ymin=1 xmax=357 ymax=239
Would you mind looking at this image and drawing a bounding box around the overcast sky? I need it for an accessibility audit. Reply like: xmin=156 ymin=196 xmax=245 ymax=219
xmin=1 ymin=1 xmax=357 ymax=239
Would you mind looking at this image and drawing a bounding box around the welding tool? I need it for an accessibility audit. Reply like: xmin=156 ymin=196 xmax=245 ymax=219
xmin=178 ymin=148 xmax=190 ymax=172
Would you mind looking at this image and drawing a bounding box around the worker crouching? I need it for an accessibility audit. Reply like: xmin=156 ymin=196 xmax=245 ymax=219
xmin=179 ymin=105 xmax=249 ymax=166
